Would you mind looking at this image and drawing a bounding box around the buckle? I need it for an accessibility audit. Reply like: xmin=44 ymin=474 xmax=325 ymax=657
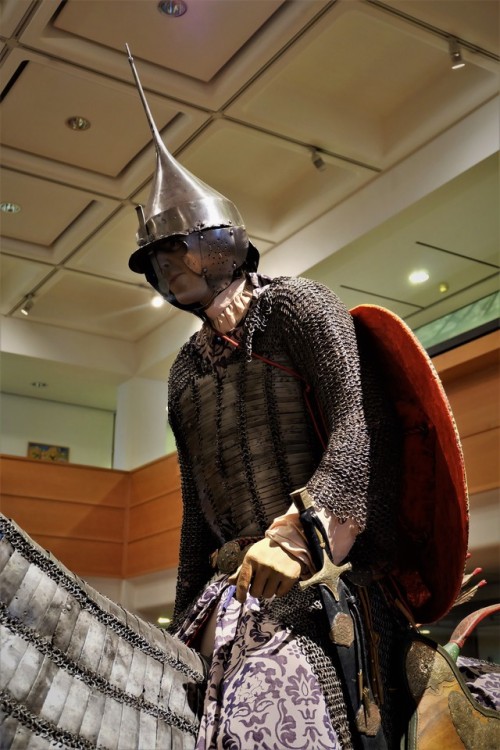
xmin=211 ymin=537 xmax=260 ymax=574
xmin=215 ymin=540 xmax=243 ymax=574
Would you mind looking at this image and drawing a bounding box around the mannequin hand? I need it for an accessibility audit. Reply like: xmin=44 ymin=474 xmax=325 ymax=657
xmin=228 ymin=537 xmax=301 ymax=603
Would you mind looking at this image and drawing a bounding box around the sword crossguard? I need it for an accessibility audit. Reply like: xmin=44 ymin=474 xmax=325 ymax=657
xmin=300 ymin=556 xmax=352 ymax=601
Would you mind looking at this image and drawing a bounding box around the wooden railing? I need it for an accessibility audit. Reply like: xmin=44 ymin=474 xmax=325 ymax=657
xmin=0 ymin=459 xmax=130 ymax=577
xmin=0 ymin=453 xmax=183 ymax=579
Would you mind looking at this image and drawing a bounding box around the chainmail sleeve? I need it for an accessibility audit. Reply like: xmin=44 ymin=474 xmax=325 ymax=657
xmin=253 ymin=277 xmax=375 ymax=532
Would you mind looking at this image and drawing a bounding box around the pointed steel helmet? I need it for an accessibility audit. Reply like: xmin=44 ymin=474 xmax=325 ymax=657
xmin=126 ymin=45 xmax=258 ymax=307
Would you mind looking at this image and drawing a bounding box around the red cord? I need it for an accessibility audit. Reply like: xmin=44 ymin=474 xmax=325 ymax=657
xmin=221 ymin=334 xmax=327 ymax=450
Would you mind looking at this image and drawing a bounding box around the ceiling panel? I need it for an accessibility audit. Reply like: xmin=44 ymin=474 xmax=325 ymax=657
xmin=66 ymin=206 xmax=144 ymax=283
xmin=226 ymin=2 xmax=498 ymax=168
xmin=331 ymin=287 xmax=419 ymax=319
xmin=1 ymin=57 xmax=189 ymax=177
xmin=178 ymin=120 xmax=375 ymax=242
xmin=53 ymin=0 xmax=286 ymax=82
xmin=0 ymin=256 xmax=52 ymax=315
xmin=18 ymin=0 xmax=330 ymax=111
xmin=0 ymin=0 xmax=33 ymax=38
xmin=413 ymin=156 xmax=500 ymax=263
xmin=307 ymin=240 xmax=495 ymax=309
xmin=380 ymin=0 xmax=500 ymax=55
xmin=406 ymin=274 xmax=499 ymax=330
xmin=304 ymin=154 xmax=500 ymax=325
xmin=11 ymin=270 xmax=175 ymax=341
xmin=0 ymin=169 xmax=94 ymax=246
xmin=0 ymin=169 xmax=120 ymax=266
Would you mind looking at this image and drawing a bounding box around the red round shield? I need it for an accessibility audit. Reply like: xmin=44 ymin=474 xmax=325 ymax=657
xmin=351 ymin=305 xmax=469 ymax=624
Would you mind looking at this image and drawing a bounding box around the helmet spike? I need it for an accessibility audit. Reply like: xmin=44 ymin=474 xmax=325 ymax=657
xmin=126 ymin=44 xmax=246 ymax=272
xmin=126 ymin=44 xmax=163 ymax=145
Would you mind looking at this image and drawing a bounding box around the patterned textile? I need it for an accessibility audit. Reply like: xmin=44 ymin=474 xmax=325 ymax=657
xmin=457 ymin=656 xmax=500 ymax=711
xmin=176 ymin=578 xmax=340 ymax=750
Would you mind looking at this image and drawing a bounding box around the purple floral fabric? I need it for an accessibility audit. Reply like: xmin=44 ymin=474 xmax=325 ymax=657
xmin=457 ymin=656 xmax=500 ymax=711
xmin=175 ymin=578 xmax=340 ymax=749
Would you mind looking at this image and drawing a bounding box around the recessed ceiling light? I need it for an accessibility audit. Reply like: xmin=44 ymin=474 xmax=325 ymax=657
xmin=0 ymin=202 xmax=21 ymax=213
xmin=158 ymin=0 xmax=187 ymax=17
xmin=157 ymin=616 xmax=171 ymax=624
xmin=439 ymin=282 xmax=449 ymax=293
xmin=66 ymin=116 xmax=91 ymax=131
xmin=409 ymin=270 xmax=429 ymax=285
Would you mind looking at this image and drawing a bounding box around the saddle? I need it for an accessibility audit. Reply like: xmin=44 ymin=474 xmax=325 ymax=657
xmin=403 ymin=629 xmax=499 ymax=749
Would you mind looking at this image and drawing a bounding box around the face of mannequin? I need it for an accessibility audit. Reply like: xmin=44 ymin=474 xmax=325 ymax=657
xmin=153 ymin=239 xmax=211 ymax=306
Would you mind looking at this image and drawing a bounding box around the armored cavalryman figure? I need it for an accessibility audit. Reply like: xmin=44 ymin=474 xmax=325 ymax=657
xmin=1 ymin=47 xmax=497 ymax=750
xmin=125 ymin=47 xmax=470 ymax=749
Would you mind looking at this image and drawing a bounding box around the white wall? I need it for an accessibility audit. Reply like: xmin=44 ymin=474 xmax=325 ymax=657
xmin=113 ymin=377 xmax=170 ymax=470
xmin=0 ymin=393 xmax=115 ymax=468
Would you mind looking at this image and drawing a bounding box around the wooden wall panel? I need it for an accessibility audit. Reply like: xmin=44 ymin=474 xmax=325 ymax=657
xmin=126 ymin=452 xmax=183 ymax=577
xmin=0 ymin=455 xmax=128 ymax=578
xmin=127 ymin=491 xmax=182 ymax=543
xmin=0 ymin=456 xmax=128 ymax=506
xmin=0 ymin=496 xmax=124 ymax=542
xmin=444 ymin=365 xmax=499 ymax=439
xmin=433 ymin=331 xmax=499 ymax=498
xmin=126 ymin=528 xmax=183 ymax=577
xmin=460 ymin=428 xmax=500 ymax=495
xmin=130 ymin=453 xmax=180 ymax=506
xmin=433 ymin=330 xmax=499 ymax=381
xmin=31 ymin=535 xmax=123 ymax=578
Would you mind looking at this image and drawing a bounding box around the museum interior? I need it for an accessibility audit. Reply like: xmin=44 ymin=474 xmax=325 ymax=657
xmin=0 ymin=0 xmax=498 ymax=661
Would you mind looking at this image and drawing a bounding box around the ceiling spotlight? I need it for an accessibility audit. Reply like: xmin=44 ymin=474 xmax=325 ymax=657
xmin=448 ymin=37 xmax=465 ymax=70
xmin=158 ymin=0 xmax=187 ymax=17
xmin=151 ymin=293 xmax=165 ymax=308
xmin=66 ymin=116 xmax=91 ymax=131
xmin=0 ymin=201 xmax=21 ymax=213
xmin=409 ymin=270 xmax=429 ymax=285
xmin=439 ymin=282 xmax=449 ymax=294
xmin=311 ymin=148 xmax=326 ymax=172
xmin=157 ymin=616 xmax=171 ymax=625
xmin=21 ymin=294 xmax=35 ymax=316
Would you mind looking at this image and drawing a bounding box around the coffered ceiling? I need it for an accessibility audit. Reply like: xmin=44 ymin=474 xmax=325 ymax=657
xmin=0 ymin=0 xmax=498 ymax=409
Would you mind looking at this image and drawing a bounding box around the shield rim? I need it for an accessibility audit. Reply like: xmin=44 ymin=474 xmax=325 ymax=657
xmin=351 ymin=304 xmax=469 ymax=623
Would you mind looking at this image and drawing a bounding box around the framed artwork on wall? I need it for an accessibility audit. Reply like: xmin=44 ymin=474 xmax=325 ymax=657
xmin=27 ymin=443 xmax=70 ymax=463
